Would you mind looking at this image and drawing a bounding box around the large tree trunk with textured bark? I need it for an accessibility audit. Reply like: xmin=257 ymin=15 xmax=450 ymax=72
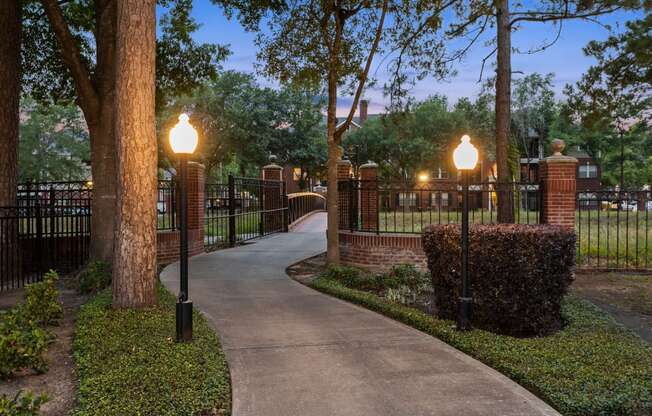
xmin=90 ymin=0 xmax=118 ymax=262
xmin=0 ymin=1 xmax=20 ymax=207
xmin=325 ymin=79 xmax=340 ymax=265
xmin=495 ymin=0 xmax=514 ymax=223
xmin=41 ymin=0 xmax=118 ymax=263
xmin=112 ymin=0 xmax=157 ymax=308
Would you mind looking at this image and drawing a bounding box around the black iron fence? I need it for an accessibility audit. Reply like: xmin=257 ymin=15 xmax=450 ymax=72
xmin=576 ymin=190 xmax=652 ymax=270
xmin=1 ymin=200 xmax=91 ymax=291
xmin=204 ymin=175 xmax=287 ymax=248
xmin=157 ymin=180 xmax=176 ymax=230
xmin=1 ymin=180 xmax=178 ymax=292
xmin=287 ymin=192 xmax=326 ymax=225
xmin=339 ymin=179 xmax=541 ymax=233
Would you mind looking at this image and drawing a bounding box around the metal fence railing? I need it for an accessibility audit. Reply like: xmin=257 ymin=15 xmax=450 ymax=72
xmin=576 ymin=190 xmax=652 ymax=270
xmin=1 ymin=201 xmax=91 ymax=291
xmin=339 ymin=179 xmax=541 ymax=234
xmin=157 ymin=180 xmax=176 ymax=230
xmin=287 ymin=192 xmax=326 ymax=225
xmin=204 ymin=175 xmax=287 ymax=249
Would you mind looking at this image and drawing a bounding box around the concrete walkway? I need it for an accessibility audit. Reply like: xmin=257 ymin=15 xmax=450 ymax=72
xmin=161 ymin=212 xmax=559 ymax=416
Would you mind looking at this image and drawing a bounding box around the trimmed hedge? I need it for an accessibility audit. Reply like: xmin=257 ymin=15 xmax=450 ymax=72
xmin=309 ymin=274 xmax=652 ymax=416
xmin=73 ymin=285 xmax=231 ymax=415
xmin=423 ymin=224 xmax=575 ymax=336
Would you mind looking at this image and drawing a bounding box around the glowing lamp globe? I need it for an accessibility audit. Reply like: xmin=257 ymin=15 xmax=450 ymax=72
xmin=453 ymin=135 xmax=478 ymax=171
xmin=169 ymin=113 xmax=198 ymax=155
xmin=418 ymin=172 xmax=429 ymax=182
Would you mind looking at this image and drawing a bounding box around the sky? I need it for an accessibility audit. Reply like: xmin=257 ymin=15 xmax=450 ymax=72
xmin=178 ymin=1 xmax=642 ymax=116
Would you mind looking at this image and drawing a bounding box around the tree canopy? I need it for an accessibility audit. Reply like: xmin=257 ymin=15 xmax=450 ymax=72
xmin=159 ymin=71 xmax=326 ymax=183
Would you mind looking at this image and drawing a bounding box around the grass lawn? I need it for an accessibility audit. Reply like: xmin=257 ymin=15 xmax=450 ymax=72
xmin=73 ymin=285 xmax=231 ymax=416
xmin=372 ymin=209 xmax=652 ymax=269
xmin=309 ymin=274 xmax=652 ymax=416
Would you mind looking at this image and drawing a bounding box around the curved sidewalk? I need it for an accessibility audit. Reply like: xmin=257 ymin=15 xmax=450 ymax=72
xmin=161 ymin=213 xmax=559 ymax=416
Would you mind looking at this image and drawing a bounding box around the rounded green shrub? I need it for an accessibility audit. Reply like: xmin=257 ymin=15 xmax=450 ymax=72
xmin=77 ymin=261 xmax=111 ymax=294
xmin=0 ymin=310 xmax=50 ymax=379
xmin=422 ymin=224 xmax=576 ymax=336
xmin=23 ymin=270 xmax=63 ymax=326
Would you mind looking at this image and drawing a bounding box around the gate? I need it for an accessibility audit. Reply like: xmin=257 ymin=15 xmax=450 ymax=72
xmin=205 ymin=175 xmax=288 ymax=248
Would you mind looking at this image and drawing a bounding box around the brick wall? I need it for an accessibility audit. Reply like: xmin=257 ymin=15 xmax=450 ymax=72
xmin=339 ymin=231 xmax=427 ymax=272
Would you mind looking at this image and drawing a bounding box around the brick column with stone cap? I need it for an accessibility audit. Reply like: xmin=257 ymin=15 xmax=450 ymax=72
xmin=337 ymin=159 xmax=353 ymax=230
xmin=539 ymin=139 xmax=578 ymax=229
xmin=359 ymin=161 xmax=378 ymax=232
xmin=262 ymin=156 xmax=285 ymax=233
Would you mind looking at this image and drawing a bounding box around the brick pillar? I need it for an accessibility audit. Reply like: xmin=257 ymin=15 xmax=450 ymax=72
xmin=337 ymin=159 xmax=352 ymax=229
xmin=157 ymin=162 xmax=205 ymax=265
xmin=187 ymin=162 xmax=205 ymax=252
xmin=539 ymin=139 xmax=577 ymax=228
xmin=359 ymin=162 xmax=378 ymax=231
xmin=262 ymin=161 xmax=284 ymax=233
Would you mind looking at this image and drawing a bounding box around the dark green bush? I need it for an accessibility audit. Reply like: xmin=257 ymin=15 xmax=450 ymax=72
xmin=0 ymin=391 xmax=48 ymax=415
xmin=77 ymin=261 xmax=111 ymax=294
xmin=422 ymin=224 xmax=575 ymax=336
xmin=0 ymin=310 xmax=50 ymax=379
xmin=23 ymin=270 xmax=63 ymax=326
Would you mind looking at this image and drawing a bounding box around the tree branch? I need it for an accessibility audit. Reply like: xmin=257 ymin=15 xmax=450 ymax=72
xmin=335 ymin=0 xmax=388 ymax=141
xmin=41 ymin=0 xmax=100 ymax=121
xmin=510 ymin=5 xmax=621 ymax=26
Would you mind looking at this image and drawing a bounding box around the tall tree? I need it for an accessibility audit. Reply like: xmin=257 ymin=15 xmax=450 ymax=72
xmin=218 ymin=0 xmax=450 ymax=264
xmin=564 ymin=13 xmax=652 ymax=189
xmin=389 ymin=1 xmax=648 ymax=222
xmin=0 ymin=1 xmax=21 ymax=207
xmin=112 ymin=0 xmax=158 ymax=308
xmin=19 ymin=98 xmax=90 ymax=182
xmin=30 ymin=0 xmax=225 ymax=262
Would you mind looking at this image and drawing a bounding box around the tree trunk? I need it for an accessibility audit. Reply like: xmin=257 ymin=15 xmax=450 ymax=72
xmin=41 ymin=0 xmax=119 ymax=262
xmin=0 ymin=1 xmax=20 ymax=207
xmin=112 ymin=0 xmax=157 ymax=308
xmin=326 ymin=68 xmax=340 ymax=265
xmin=90 ymin=0 xmax=118 ymax=262
xmin=495 ymin=0 xmax=514 ymax=223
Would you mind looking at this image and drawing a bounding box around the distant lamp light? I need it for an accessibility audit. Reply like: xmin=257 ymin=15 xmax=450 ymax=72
xmin=418 ymin=172 xmax=429 ymax=182
xmin=85 ymin=180 xmax=93 ymax=189
xmin=169 ymin=113 xmax=198 ymax=155
xmin=453 ymin=135 xmax=479 ymax=171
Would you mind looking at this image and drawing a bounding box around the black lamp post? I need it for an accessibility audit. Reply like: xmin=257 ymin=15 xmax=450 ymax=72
xmin=169 ymin=113 xmax=199 ymax=342
xmin=453 ymin=135 xmax=478 ymax=331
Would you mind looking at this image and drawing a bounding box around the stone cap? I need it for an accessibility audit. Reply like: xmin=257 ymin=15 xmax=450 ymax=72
xmin=359 ymin=161 xmax=378 ymax=169
xmin=262 ymin=163 xmax=283 ymax=170
xmin=542 ymin=139 xmax=577 ymax=163
xmin=263 ymin=154 xmax=283 ymax=170
xmin=337 ymin=159 xmax=352 ymax=166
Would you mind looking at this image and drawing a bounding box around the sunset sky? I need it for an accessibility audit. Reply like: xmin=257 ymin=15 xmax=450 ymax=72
xmin=173 ymin=1 xmax=643 ymax=116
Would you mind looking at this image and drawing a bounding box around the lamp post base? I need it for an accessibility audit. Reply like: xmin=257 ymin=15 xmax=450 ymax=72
xmin=457 ymin=297 xmax=472 ymax=331
xmin=176 ymin=300 xmax=193 ymax=342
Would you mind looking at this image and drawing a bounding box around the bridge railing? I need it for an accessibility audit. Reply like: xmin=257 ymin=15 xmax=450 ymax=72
xmin=287 ymin=192 xmax=326 ymax=226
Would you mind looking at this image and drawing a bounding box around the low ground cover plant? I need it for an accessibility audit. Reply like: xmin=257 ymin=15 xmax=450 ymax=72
xmin=73 ymin=284 xmax=231 ymax=416
xmin=22 ymin=270 xmax=63 ymax=326
xmin=77 ymin=261 xmax=111 ymax=294
xmin=0 ymin=270 xmax=62 ymax=379
xmin=0 ymin=310 xmax=49 ymax=379
xmin=0 ymin=391 xmax=48 ymax=416
xmin=423 ymin=224 xmax=575 ymax=336
xmin=311 ymin=268 xmax=652 ymax=416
